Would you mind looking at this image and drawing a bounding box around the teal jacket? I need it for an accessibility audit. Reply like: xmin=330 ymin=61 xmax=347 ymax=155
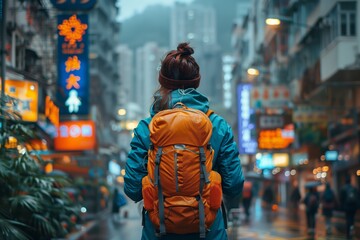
xmin=124 ymin=89 xmax=244 ymax=240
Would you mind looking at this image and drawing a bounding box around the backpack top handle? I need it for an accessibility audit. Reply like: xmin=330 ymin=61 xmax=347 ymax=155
xmin=173 ymin=102 xmax=186 ymax=109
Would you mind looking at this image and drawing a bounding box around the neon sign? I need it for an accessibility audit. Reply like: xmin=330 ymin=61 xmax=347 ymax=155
xmin=58 ymin=15 xmax=88 ymax=45
xmin=237 ymin=84 xmax=257 ymax=154
xmin=54 ymin=120 xmax=96 ymax=151
xmin=45 ymin=96 xmax=59 ymax=127
xmin=57 ymin=14 xmax=89 ymax=115
xmin=50 ymin=0 xmax=97 ymax=11
xmin=258 ymin=125 xmax=295 ymax=149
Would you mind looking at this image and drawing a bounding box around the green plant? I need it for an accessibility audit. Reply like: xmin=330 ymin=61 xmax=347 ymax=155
xmin=0 ymin=94 xmax=79 ymax=240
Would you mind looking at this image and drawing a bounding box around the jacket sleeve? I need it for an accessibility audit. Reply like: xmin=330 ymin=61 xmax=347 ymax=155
xmin=124 ymin=119 xmax=150 ymax=202
xmin=212 ymin=115 xmax=244 ymax=198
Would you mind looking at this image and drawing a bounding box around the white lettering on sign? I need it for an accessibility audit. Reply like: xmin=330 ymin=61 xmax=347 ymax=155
xmin=81 ymin=124 xmax=92 ymax=136
xmin=58 ymin=123 xmax=93 ymax=138
xmin=69 ymin=125 xmax=81 ymax=137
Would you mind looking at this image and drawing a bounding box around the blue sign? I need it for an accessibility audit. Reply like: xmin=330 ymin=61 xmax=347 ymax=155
xmin=256 ymin=153 xmax=274 ymax=169
xmin=50 ymin=0 xmax=97 ymax=11
xmin=237 ymin=84 xmax=257 ymax=154
xmin=57 ymin=14 xmax=89 ymax=115
xmin=325 ymin=150 xmax=338 ymax=161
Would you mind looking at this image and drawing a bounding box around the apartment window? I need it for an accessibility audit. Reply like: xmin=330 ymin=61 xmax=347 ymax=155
xmin=340 ymin=12 xmax=356 ymax=36
xmin=339 ymin=2 xmax=356 ymax=36
xmin=322 ymin=1 xmax=356 ymax=49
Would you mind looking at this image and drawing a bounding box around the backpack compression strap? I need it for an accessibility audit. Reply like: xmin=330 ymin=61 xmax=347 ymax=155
xmin=154 ymin=147 xmax=166 ymax=236
xmin=198 ymin=146 xmax=210 ymax=238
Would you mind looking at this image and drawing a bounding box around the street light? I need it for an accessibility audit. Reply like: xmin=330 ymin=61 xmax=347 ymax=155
xmin=265 ymin=16 xmax=310 ymax=28
xmin=118 ymin=108 xmax=126 ymax=116
xmin=265 ymin=18 xmax=281 ymax=26
xmin=247 ymin=68 xmax=260 ymax=76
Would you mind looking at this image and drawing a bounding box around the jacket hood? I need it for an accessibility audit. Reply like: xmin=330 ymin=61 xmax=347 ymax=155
xmin=150 ymin=88 xmax=210 ymax=117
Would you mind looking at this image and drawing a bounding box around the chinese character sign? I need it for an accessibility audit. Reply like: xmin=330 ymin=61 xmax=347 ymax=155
xmin=50 ymin=0 xmax=97 ymax=11
xmin=237 ymin=84 xmax=257 ymax=154
xmin=57 ymin=14 xmax=89 ymax=115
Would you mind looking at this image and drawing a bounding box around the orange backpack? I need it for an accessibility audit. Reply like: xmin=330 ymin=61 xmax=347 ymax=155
xmin=142 ymin=102 xmax=222 ymax=238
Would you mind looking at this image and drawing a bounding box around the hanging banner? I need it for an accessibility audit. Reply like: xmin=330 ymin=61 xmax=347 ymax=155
xmin=50 ymin=0 xmax=97 ymax=11
xmin=57 ymin=14 xmax=89 ymax=115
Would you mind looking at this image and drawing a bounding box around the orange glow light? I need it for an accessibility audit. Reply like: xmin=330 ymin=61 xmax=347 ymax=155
xmin=258 ymin=128 xmax=294 ymax=149
xmin=65 ymin=56 xmax=81 ymax=72
xmin=58 ymin=15 xmax=88 ymax=45
xmin=45 ymin=96 xmax=59 ymax=127
xmin=66 ymin=74 xmax=81 ymax=89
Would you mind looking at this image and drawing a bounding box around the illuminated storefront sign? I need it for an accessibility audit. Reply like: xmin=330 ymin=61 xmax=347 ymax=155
xmin=45 ymin=96 xmax=59 ymax=127
xmin=237 ymin=84 xmax=257 ymax=154
xmin=57 ymin=14 xmax=89 ymax=115
xmin=258 ymin=124 xmax=295 ymax=149
xmin=54 ymin=120 xmax=96 ymax=151
xmin=325 ymin=150 xmax=338 ymax=161
xmin=273 ymin=153 xmax=289 ymax=167
xmin=5 ymin=79 xmax=38 ymax=122
xmin=256 ymin=153 xmax=274 ymax=169
xmin=251 ymin=85 xmax=290 ymax=109
xmin=50 ymin=0 xmax=97 ymax=11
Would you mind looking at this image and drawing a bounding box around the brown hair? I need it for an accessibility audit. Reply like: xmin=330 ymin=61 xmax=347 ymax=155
xmin=153 ymin=42 xmax=200 ymax=113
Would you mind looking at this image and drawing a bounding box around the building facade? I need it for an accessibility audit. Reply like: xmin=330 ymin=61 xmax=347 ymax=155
xmin=233 ymin=0 xmax=360 ymax=200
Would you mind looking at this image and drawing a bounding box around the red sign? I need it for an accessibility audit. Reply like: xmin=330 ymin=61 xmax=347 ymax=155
xmin=258 ymin=124 xmax=295 ymax=149
xmin=54 ymin=120 xmax=96 ymax=151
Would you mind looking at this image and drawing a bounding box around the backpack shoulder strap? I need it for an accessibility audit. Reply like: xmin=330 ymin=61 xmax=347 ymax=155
xmin=206 ymin=109 xmax=214 ymax=117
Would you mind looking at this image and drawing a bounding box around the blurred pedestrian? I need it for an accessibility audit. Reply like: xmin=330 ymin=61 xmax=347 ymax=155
xmin=112 ymin=189 xmax=120 ymax=221
xmin=289 ymin=183 xmax=301 ymax=221
xmin=262 ymin=184 xmax=275 ymax=210
xmin=124 ymin=42 xmax=244 ymax=240
xmin=289 ymin=184 xmax=301 ymax=210
xmin=242 ymin=181 xmax=253 ymax=221
xmin=321 ymin=183 xmax=337 ymax=235
xmin=303 ymin=187 xmax=319 ymax=235
xmin=340 ymin=176 xmax=359 ymax=239
xmin=112 ymin=188 xmax=127 ymax=222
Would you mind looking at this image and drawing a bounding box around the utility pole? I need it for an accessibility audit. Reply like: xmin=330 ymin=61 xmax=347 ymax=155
xmin=0 ymin=0 xmax=5 ymax=95
xmin=0 ymin=0 xmax=6 ymax=137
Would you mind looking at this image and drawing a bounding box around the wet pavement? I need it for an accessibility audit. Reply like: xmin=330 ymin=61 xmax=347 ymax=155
xmin=78 ymin=198 xmax=358 ymax=240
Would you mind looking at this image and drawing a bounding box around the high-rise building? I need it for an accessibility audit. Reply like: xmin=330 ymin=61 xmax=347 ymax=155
xmin=116 ymin=45 xmax=134 ymax=106
xmin=170 ymin=3 xmax=222 ymax=106
xmin=135 ymin=42 xmax=167 ymax=117
xmin=170 ymin=3 xmax=217 ymax=50
xmin=88 ymin=0 xmax=121 ymax=147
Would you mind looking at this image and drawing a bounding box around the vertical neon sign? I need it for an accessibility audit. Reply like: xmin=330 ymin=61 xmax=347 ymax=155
xmin=237 ymin=83 xmax=257 ymax=154
xmin=57 ymin=14 xmax=89 ymax=115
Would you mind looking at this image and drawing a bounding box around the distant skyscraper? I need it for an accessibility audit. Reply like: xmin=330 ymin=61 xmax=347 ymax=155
xmin=117 ymin=45 xmax=134 ymax=106
xmin=170 ymin=3 xmax=217 ymax=50
xmin=170 ymin=3 xmax=222 ymax=105
xmin=135 ymin=42 xmax=168 ymax=117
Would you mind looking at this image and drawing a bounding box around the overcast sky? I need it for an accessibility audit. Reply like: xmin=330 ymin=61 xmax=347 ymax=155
xmin=118 ymin=0 xmax=193 ymax=21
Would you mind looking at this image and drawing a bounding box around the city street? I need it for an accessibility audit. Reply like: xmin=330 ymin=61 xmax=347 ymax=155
xmin=79 ymin=198 xmax=358 ymax=240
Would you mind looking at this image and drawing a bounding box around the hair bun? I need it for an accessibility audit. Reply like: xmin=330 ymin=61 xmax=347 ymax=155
xmin=177 ymin=42 xmax=194 ymax=56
